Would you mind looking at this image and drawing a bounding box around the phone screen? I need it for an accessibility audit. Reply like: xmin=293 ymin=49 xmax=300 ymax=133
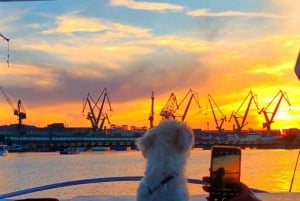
xmin=210 ymin=146 xmax=241 ymax=201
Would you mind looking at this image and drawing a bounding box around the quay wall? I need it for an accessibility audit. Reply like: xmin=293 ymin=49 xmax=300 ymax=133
xmin=3 ymin=134 xmax=300 ymax=152
xmin=1 ymin=126 xmax=300 ymax=151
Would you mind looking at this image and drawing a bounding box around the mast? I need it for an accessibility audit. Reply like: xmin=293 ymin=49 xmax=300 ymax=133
xmin=148 ymin=91 xmax=154 ymax=128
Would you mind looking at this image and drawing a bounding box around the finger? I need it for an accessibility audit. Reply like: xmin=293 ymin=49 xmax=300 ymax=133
xmin=202 ymin=176 xmax=211 ymax=183
xmin=202 ymin=185 xmax=211 ymax=192
xmin=239 ymin=182 xmax=250 ymax=192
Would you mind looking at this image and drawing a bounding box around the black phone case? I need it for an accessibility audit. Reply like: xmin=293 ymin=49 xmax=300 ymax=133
xmin=209 ymin=146 xmax=241 ymax=201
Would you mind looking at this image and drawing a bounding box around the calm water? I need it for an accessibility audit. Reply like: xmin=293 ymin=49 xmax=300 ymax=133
xmin=0 ymin=149 xmax=300 ymax=199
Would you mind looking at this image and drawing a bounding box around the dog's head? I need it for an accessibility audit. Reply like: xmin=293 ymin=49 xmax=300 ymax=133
xmin=136 ymin=120 xmax=194 ymax=159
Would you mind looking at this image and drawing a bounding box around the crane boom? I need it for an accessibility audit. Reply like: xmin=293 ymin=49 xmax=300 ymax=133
xmin=82 ymin=88 xmax=112 ymax=130
xmin=0 ymin=32 xmax=10 ymax=67
xmin=160 ymin=89 xmax=201 ymax=122
xmin=99 ymin=113 xmax=110 ymax=131
xmin=83 ymin=94 xmax=98 ymax=129
xmin=160 ymin=93 xmax=178 ymax=120
xmin=229 ymin=90 xmax=259 ymax=132
xmin=0 ymin=33 xmax=9 ymax=42
xmin=0 ymin=86 xmax=26 ymax=135
xmin=259 ymin=90 xmax=291 ymax=133
xmin=177 ymin=89 xmax=201 ymax=122
xmin=0 ymin=86 xmax=16 ymax=113
xmin=95 ymin=90 xmax=111 ymax=125
xmin=207 ymin=94 xmax=226 ymax=131
xmin=294 ymin=51 xmax=300 ymax=80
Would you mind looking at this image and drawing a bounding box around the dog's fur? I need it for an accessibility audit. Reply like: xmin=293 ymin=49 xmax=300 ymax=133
xmin=136 ymin=120 xmax=194 ymax=201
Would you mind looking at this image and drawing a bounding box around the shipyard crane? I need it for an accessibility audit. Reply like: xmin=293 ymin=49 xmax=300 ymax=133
xmin=207 ymin=94 xmax=226 ymax=131
xmin=160 ymin=92 xmax=179 ymax=120
xmin=0 ymin=86 xmax=26 ymax=134
xmin=1 ymin=1 xmax=56 ymax=66
xmin=259 ymin=90 xmax=291 ymax=134
xmin=99 ymin=113 xmax=110 ymax=131
xmin=177 ymin=89 xmax=201 ymax=122
xmin=229 ymin=90 xmax=259 ymax=132
xmin=0 ymin=33 xmax=9 ymax=43
xmin=0 ymin=32 xmax=10 ymax=67
xmin=82 ymin=88 xmax=112 ymax=130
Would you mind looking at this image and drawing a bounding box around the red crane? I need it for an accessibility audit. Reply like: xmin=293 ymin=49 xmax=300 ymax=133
xmin=259 ymin=90 xmax=291 ymax=134
xmin=207 ymin=94 xmax=226 ymax=131
xmin=229 ymin=90 xmax=259 ymax=132
xmin=82 ymin=88 xmax=112 ymax=130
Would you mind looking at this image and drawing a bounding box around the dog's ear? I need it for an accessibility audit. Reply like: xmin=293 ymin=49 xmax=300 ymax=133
xmin=174 ymin=123 xmax=194 ymax=152
xmin=136 ymin=130 xmax=155 ymax=158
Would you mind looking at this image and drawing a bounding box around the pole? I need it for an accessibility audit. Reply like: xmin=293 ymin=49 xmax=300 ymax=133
xmin=149 ymin=91 xmax=154 ymax=128
xmin=289 ymin=149 xmax=300 ymax=192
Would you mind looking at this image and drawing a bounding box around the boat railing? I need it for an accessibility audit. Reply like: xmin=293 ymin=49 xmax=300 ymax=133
xmin=8 ymin=136 xmax=135 ymax=141
xmin=0 ymin=176 xmax=267 ymax=199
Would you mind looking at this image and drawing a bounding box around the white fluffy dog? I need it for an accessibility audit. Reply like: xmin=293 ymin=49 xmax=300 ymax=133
xmin=136 ymin=120 xmax=194 ymax=201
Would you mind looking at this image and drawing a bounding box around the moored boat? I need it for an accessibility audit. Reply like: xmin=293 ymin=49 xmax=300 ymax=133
xmin=59 ymin=147 xmax=80 ymax=155
xmin=0 ymin=144 xmax=8 ymax=156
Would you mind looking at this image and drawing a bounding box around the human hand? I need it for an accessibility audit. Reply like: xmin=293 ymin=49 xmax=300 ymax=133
xmin=202 ymin=176 xmax=261 ymax=201
xmin=228 ymin=182 xmax=262 ymax=201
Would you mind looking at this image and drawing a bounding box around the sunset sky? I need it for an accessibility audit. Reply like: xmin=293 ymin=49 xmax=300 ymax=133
xmin=0 ymin=0 xmax=300 ymax=131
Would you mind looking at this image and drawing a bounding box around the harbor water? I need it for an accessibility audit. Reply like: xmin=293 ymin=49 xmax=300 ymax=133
xmin=0 ymin=149 xmax=300 ymax=199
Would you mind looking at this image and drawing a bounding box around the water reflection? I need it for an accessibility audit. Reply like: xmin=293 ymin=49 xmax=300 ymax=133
xmin=0 ymin=149 xmax=299 ymax=199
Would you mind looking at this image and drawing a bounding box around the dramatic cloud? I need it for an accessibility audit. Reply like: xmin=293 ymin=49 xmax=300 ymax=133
xmin=1 ymin=0 xmax=300 ymax=129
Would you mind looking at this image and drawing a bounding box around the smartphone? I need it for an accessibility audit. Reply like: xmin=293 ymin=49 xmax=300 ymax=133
xmin=209 ymin=146 xmax=241 ymax=201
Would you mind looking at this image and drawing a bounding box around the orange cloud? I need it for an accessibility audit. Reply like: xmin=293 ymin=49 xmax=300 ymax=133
xmin=110 ymin=0 xmax=184 ymax=12
xmin=44 ymin=14 xmax=108 ymax=34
